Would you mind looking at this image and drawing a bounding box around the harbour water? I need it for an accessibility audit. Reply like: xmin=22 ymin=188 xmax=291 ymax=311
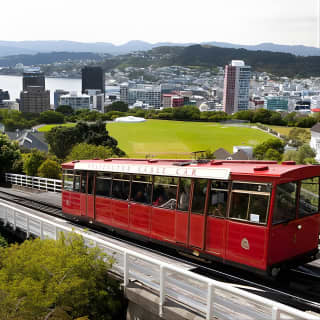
xmin=0 ymin=75 xmax=81 ymax=104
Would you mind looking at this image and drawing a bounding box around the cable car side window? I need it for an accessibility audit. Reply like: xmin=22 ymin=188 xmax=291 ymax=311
xmin=230 ymin=182 xmax=271 ymax=224
xmin=80 ymin=172 xmax=87 ymax=193
xmin=96 ymin=173 xmax=112 ymax=198
xmin=130 ymin=175 xmax=152 ymax=204
xmin=62 ymin=170 xmax=73 ymax=191
xmin=111 ymin=173 xmax=131 ymax=200
xmin=73 ymin=171 xmax=81 ymax=192
xmin=87 ymin=173 xmax=94 ymax=195
xmin=191 ymin=179 xmax=208 ymax=215
xmin=299 ymin=177 xmax=320 ymax=217
xmin=177 ymin=178 xmax=191 ymax=212
xmin=273 ymin=182 xmax=297 ymax=225
xmin=207 ymin=181 xmax=229 ymax=218
xmin=153 ymin=176 xmax=178 ymax=209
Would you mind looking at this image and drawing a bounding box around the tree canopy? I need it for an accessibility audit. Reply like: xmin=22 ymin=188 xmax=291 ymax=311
xmin=67 ymin=143 xmax=115 ymax=161
xmin=37 ymin=159 xmax=61 ymax=179
xmin=253 ymin=138 xmax=285 ymax=161
xmin=0 ymin=232 xmax=123 ymax=320
xmin=23 ymin=149 xmax=47 ymax=176
xmin=0 ymin=133 xmax=21 ymax=178
xmin=45 ymin=121 xmax=125 ymax=160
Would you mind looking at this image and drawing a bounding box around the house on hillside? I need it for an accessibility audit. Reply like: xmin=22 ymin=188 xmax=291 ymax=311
xmin=5 ymin=130 xmax=48 ymax=153
xmin=212 ymin=147 xmax=251 ymax=160
xmin=310 ymin=123 xmax=320 ymax=161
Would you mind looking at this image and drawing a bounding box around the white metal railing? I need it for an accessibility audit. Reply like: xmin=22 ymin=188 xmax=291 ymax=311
xmin=5 ymin=173 xmax=62 ymax=193
xmin=0 ymin=201 xmax=318 ymax=320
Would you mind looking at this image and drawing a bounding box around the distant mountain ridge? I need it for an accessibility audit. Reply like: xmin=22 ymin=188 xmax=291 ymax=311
xmin=0 ymin=40 xmax=319 ymax=57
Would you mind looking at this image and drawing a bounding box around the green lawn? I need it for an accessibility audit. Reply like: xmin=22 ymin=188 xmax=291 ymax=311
xmin=107 ymin=120 xmax=272 ymax=158
xmin=38 ymin=123 xmax=76 ymax=132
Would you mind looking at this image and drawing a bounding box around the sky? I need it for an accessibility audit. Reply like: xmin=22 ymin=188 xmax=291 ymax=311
xmin=1 ymin=0 xmax=318 ymax=47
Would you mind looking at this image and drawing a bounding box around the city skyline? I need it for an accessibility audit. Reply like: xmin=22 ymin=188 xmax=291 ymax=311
xmin=0 ymin=0 xmax=318 ymax=47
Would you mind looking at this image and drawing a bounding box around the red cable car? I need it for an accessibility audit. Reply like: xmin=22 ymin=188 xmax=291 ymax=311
xmin=61 ymin=159 xmax=320 ymax=276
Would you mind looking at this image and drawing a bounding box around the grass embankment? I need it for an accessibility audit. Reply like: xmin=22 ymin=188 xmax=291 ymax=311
xmin=38 ymin=123 xmax=75 ymax=132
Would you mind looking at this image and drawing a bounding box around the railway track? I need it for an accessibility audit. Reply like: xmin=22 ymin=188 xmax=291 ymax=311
xmin=0 ymin=189 xmax=319 ymax=314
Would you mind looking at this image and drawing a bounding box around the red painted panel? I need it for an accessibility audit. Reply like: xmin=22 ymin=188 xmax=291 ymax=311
xmin=95 ymin=196 xmax=113 ymax=226
xmin=112 ymin=199 xmax=129 ymax=229
xmin=80 ymin=193 xmax=87 ymax=216
xmin=129 ymin=203 xmax=151 ymax=237
xmin=205 ymin=217 xmax=226 ymax=258
xmin=269 ymin=215 xmax=320 ymax=265
xmin=151 ymin=207 xmax=175 ymax=242
xmin=175 ymin=212 xmax=188 ymax=244
xmin=296 ymin=215 xmax=320 ymax=254
xmin=226 ymin=221 xmax=267 ymax=270
xmin=189 ymin=214 xmax=205 ymax=249
xmin=62 ymin=191 xmax=81 ymax=216
xmin=87 ymin=195 xmax=95 ymax=219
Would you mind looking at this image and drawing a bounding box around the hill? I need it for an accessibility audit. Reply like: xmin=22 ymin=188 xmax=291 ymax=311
xmin=0 ymin=52 xmax=109 ymax=67
xmin=153 ymin=45 xmax=320 ymax=77
xmin=0 ymin=40 xmax=320 ymax=57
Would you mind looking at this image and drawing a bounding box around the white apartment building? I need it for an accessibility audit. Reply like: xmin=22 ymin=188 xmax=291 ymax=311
xmin=120 ymin=83 xmax=161 ymax=108
xmin=59 ymin=92 xmax=90 ymax=111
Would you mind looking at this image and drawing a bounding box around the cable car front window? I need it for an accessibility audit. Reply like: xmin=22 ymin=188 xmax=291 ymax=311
xmin=273 ymin=182 xmax=297 ymax=225
xmin=230 ymin=182 xmax=271 ymax=224
xmin=299 ymin=177 xmax=320 ymax=217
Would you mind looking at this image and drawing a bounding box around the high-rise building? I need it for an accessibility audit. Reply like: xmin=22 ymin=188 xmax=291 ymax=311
xmin=82 ymin=66 xmax=105 ymax=94
xmin=23 ymin=67 xmax=45 ymax=91
xmin=223 ymin=60 xmax=251 ymax=114
xmin=20 ymin=86 xmax=50 ymax=113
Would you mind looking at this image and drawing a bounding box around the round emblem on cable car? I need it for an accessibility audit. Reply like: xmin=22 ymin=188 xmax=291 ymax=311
xmin=241 ymin=238 xmax=250 ymax=250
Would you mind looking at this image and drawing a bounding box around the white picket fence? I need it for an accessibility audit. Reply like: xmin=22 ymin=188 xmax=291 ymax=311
xmin=5 ymin=173 xmax=62 ymax=193
xmin=0 ymin=200 xmax=318 ymax=320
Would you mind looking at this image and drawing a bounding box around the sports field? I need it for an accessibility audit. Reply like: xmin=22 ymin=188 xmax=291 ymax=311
xmin=107 ymin=120 xmax=272 ymax=158
xmin=39 ymin=120 xmax=273 ymax=158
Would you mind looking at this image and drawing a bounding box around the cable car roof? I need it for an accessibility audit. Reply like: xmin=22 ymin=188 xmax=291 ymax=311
xmin=62 ymin=159 xmax=320 ymax=181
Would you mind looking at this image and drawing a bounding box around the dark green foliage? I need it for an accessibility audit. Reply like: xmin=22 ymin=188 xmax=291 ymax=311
xmin=38 ymin=111 xmax=65 ymax=124
xmin=45 ymin=126 xmax=78 ymax=159
xmin=295 ymin=116 xmax=317 ymax=128
xmin=55 ymin=105 xmax=74 ymax=116
xmin=105 ymin=101 xmax=129 ymax=113
xmin=45 ymin=121 xmax=125 ymax=160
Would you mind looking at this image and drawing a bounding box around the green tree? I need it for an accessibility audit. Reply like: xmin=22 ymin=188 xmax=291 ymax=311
xmin=67 ymin=143 xmax=115 ymax=161
xmin=23 ymin=149 xmax=47 ymax=176
xmin=283 ymin=144 xmax=316 ymax=164
xmin=55 ymin=105 xmax=74 ymax=116
xmin=296 ymin=116 xmax=317 ymax=128
xmin=39 ymin=111 xmax=65 ymax=124
xmin=45 ymin=126 xmax=79 ymax=159
xmin=0 ymin=234 xmax=7 ymax=248
xmin=105 ymin=101 xmax=129 ymax=113
xmin=0 ymin=134 xmax=21 ymax=179
xmin=288 ymin=128 xmax=311 ymax=147
xmin=264 ymin=149 xmax=282 ymax=162
xmin=37 ymin=159 xmax=61 ymax=179
xmin=0 ymin=232 xmax=123 ymax=320
xmin=253 ymin=138 xmax=285 ymax=160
